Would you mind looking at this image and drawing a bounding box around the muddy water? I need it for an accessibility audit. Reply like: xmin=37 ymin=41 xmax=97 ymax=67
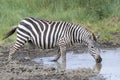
xmin=33 ymin=48 xmax=120 ymax=80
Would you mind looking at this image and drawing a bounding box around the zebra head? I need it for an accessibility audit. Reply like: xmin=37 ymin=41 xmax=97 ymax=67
xmin=87 ymin=33 xmax=102 ymax=63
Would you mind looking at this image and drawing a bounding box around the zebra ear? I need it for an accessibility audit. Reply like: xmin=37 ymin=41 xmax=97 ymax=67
xmin=96 ymin=34 xmax=100 ymax=40
xmin=95 ymin=34 xmax=101 ymax=47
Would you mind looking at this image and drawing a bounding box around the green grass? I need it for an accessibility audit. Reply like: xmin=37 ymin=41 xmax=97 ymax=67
xmin=0 ymin=0 xmax=120 ymax=45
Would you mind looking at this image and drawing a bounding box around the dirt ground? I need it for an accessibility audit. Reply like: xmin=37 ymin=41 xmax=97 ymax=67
xmin=0 ymin=44 xmax=105 ymax=80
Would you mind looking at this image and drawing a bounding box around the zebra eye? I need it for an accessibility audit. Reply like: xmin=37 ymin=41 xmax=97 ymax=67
xmin=91 ymin=46 xmax=94 ymax=48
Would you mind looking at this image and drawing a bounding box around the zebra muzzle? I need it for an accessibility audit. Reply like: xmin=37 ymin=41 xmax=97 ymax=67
xmin=95 ymin=55 xmax=102 ymax=63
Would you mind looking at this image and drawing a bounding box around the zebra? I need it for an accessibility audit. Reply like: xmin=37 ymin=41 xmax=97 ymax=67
xmin=3 ymin=17 xmax=102 ymax=63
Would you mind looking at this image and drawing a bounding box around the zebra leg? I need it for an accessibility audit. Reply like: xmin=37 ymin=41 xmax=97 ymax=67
xmin=57 ymin=38 xmax=67 ymax=69
xmin=51 ymin=49 xmax=61 ymax=61
xmin=60 ymin=46 xmax=66 ymax=62
xmin=28 ymin=40 xmax=35 ymax=49
xmin=59 ymin=45 xmax=66 ymax=69
xmin=8 ymin=36 xmax=28 ymax=62
xmin=27 ymin=41 xmax=36 ymax=59
xmin=8 ymin=48 xmax=16 ymax=61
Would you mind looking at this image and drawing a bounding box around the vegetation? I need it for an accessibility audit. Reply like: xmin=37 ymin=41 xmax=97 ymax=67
xmin=0 ymin=0 xmax=120 ymax=45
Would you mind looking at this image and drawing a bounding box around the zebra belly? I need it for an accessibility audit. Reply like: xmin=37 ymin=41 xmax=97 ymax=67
xmin=31 ymin=37 xmax=58 ymax=49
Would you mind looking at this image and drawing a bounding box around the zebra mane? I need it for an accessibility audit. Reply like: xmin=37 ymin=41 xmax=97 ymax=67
xmin=92 ymin=33 xmax=97 ymax=41
xmin=83 ymin=25 xmax=97 ymax=42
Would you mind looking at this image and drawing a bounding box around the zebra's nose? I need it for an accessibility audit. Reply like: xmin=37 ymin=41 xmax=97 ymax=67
xmin=95 ymin=55 xmax=102 ymax=63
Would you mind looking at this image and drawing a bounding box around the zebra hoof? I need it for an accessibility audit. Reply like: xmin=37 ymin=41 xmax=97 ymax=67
xmin=51 ymin=59 xmax=58 ymax=62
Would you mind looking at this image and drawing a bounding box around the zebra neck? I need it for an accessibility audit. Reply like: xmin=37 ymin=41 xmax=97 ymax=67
xmin=67 ymin=24 xmax=81 ymax=44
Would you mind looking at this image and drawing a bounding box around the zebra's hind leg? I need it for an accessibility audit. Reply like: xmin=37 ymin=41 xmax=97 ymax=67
xmin=51 ymin=49 xmax=61 ymax=61
xmin=8 ymin=48 xmax=16 ymax=62
xmin=8 ymin=37 xmax=28 ymax=62
xmin=26 ymin=41 xmax=36 ymax=60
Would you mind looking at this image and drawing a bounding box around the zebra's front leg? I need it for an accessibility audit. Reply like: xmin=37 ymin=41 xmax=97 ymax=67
xmin=59 ymin=45 xmax=66 ymax=69
xmin=51 ymin=49 xmax=61 ymax=61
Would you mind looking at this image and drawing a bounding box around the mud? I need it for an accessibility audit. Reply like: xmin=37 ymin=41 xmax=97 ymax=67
xmin=0 ymin=44 xmax=106 ymax=80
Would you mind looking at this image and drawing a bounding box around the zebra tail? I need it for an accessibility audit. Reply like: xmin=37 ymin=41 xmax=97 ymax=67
xmin=3 ymin=25 xmax=18 ymax=40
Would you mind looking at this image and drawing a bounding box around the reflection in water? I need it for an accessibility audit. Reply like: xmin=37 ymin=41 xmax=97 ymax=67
xmin=33 ymin=54 xmax=102 ymax=74
xmin=57 ymin=61 xmax=102 ymax=74
xmin=51 ymin=61 xmax=102 ymax=73
xmin=93 ymin=63 xmax=102 ymax=74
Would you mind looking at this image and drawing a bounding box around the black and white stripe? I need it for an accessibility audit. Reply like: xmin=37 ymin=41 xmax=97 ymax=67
xmin=4 ymin=17 xmax=102 ymax=63
xmin=16 ymin=17 xmax=82 ymax=49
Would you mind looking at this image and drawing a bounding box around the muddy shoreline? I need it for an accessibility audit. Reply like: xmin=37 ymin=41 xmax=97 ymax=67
xmin=0 ymin=42 xmax=118 ymax=80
